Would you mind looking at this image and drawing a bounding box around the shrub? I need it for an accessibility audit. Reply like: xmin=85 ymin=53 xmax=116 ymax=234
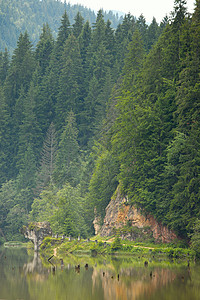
xmin=190 ymin=219 xmax=200 ymax=258
xmin=111 ymin=237 xmax=122 ymax=251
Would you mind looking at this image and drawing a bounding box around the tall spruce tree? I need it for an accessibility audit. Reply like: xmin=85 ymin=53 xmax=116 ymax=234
xmin=16 ymin=82 xmax=42 ymax=171
xmin=72 ymin=12 xmax=84 ymax=38
xmin=36 ymin=122 xmax=58 ymax=194
xmin=0 ymin=49 xmax=9 ymax=85
xmin=55 ymin=34 xmax=83 ymax=134
xmin=4 ymin=31 xmax=35 ymax=114
xmin=54 ymin=111 xmax=80 ymax=187
xmin=0 ymin=86 xmax=12 ymax=184
xmin=35 ymin=23 xmax=54 ymax=77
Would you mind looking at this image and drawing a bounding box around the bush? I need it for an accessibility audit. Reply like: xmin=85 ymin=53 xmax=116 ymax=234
xmin=40 ymin=237 xmax=61 ymax=250
xmin=111 ymin=237 xmax=122 ymax=251
xmin=190 ymin=219 xmax=200 ymax=258
xmin=0 ymin=236 xmax=5 ymax=245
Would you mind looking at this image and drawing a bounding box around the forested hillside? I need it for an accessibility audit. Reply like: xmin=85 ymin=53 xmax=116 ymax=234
xmin=0 ymin=0 xmax=199 ymax=244
xmin=0 ymin=0 xmax=122 ymax=53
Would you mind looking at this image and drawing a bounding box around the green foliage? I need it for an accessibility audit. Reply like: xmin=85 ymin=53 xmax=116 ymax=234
xmin=30 ymin=183 xmax=89 ymax=238
xmin=40 ymin=236 xmax=61 ymax=250
xmin=53 ymin=111 xmax=80 ymax=187
xmin=111 ymin=237 xmax=122 ymax=251
xmin=106 ymin=2 xmax=200 ymax=240
xmin=0 ymin=0 xmax=121 ymax=54
xmin=87 ymin=145 xmax=119 ymax=219
xmin=190 ymin=219 xmax=200 ymax=258
xmin=0 ymin=2 xmax=199 ymax=244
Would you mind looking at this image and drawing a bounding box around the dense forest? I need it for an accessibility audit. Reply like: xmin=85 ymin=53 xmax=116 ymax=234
xmin=0 ymin=0 xmax=199 ymax=244
xmin=0 ymin=0 xmax=122 ymax=53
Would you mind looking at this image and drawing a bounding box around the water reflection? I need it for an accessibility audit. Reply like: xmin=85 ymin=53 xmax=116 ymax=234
xmin=23 ymin=252 xmax=50 ymax=281
xmin=0 ymin=247 xmax=199 ymax=300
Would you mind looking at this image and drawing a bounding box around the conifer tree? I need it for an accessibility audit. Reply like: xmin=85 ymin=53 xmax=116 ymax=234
xmin=78 ymin=20 xmax=92 ymax=97
xmin=72 ymin=12 xmax=84 ymax=38
xmin=122 ymin=29 xmax=144 ymax=91
xmin=16 ymin=82 xmax=42 ymax=171
xmin=115 ymin=14 xmax=135 ymax=73
xmin=56 ymin=10 xmax=71 ymax=52
xmin=0 ymin=49 xmax=9 ymax=85
xmin=35 ymin=23 xmax=54 ymax=76
xmin=136 ymin=14 xmax=148 ymax=48
xmin=54 ymin=111 xmax=80 ymax=187
xmin=146 ymin=17 xmax=160 ymax=51
xmin=0 ymin=86 xmax=12 ymax=184
xmin=36 ymin=122 xmax=58 ymax=194
xmin=55 ymin=34 xmax=83 ymax=133
xmin=4 ymin=31 xmax=35 ymax=114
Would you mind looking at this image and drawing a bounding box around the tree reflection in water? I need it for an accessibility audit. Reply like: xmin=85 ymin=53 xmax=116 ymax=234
xmin=0 ymin=248 xmax=199 ymax=300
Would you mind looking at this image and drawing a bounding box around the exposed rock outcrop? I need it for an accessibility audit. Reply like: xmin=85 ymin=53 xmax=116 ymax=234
xmin=23 ymin=222 xmax=52 ymax=251
xmin=99 ymin=187 xmax=178 ymax=243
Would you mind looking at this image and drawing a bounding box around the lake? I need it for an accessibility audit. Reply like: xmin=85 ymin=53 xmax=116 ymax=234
xmin=0 ymin=246 xmax=200 ymax=300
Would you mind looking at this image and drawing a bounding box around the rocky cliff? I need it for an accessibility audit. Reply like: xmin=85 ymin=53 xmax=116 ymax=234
xmin=95 ymin=187 xmax=178 ymax=243
xmin=23 ymin=222 xmax=52 ymax=251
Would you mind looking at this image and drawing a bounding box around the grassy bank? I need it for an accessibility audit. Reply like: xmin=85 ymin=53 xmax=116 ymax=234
xmin=4 ymin=241 xmax=30 ymax=248
xmin=39 ymin=235 xmax=195 ymax=261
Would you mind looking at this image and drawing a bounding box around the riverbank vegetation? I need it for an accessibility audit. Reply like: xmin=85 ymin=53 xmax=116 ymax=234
xmin=38 ymin=236 xmax=195 ymax=261
xmin=0 ymin=0 xmax=199 ymax=255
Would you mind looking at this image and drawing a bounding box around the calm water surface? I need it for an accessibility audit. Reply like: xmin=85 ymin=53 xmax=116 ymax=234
xmin=0 ymin=247 xmax=200 ymax=300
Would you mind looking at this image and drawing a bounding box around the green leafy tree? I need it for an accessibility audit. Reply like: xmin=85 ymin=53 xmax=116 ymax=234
xmin=88 ymin=146 xmax=119 ymax=219
xmin=190 ymin=219 xmax=200 ymax=257
xmin=30 ymin=184 xmax=88 ymax=237
xmin=0 ymin=180 xmax=18 ymax=237
xmin=29 ymin=186 xmax=58 ymax=223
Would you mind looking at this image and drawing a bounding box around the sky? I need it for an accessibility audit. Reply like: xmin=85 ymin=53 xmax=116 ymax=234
xmin=67 ymin=0 xmax=196 ymax=23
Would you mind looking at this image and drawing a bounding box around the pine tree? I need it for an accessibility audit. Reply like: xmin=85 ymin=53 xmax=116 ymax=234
xmin=56 ymin=10 xmax=71 ymax=52
xmin=54 ymin=111 xmax=80 ymax=187
xmin=166 ymin=1 xmax=200 ymax=236
xmin=35 ymin=23 xmax=54 ymax=76
xmin=146 ymin=17 xmax=160 ymax=51
xmin=55 ymin=34 xmax=83 ymax=133
xmin=36 ymin=122 xmax=58 ymax=193
xmin=72 ymin=12 xmax=84 ymax=38
xmin=115 ymin=14 xmax=136 ymax=73
xmin=78 ymin=20 xmax=92 ymax=97
xmin=0 ymin=86 xmax=12 ymax=184
xmin=17 ymin=144 xmax=37 ymax=191
xmin=4 ymin=31 xmax=35 ymax=114
xmin=16 ymin=82 xmax=42 ymax=171
xmin=136 ymin=14 xmax=148 ymax=49
xmin=122 ymin=29 xmax=145 ymax=91
xmin=0 ymin=49 xmax=9 ymax=85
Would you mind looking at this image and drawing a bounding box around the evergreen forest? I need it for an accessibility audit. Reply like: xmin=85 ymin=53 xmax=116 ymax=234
xmin=0 ymin=0 xmax=122 ymax=53
xmin=0 ymin=0 xmax=199 ymax=244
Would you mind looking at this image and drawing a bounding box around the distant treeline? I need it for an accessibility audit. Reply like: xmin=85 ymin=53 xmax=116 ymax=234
xmin=0 ymin=0 xmax=123 ymax=53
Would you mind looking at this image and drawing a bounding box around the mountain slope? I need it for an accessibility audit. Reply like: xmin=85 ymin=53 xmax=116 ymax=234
xmin=0 ymin=0 xmax=122 ymax=53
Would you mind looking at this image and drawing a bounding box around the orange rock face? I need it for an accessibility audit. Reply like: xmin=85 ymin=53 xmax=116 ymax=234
xmin=99 ymin=187 xmax=178 ymax=243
